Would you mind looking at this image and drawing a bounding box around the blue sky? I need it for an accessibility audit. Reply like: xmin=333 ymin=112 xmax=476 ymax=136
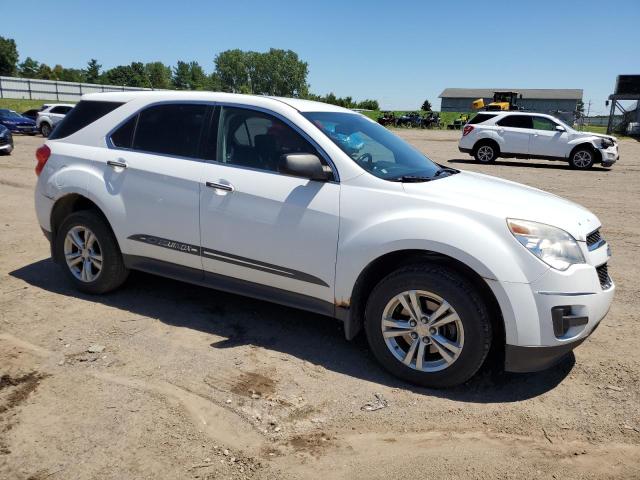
xmin=4 ymin=0 xmax=639 ymax=113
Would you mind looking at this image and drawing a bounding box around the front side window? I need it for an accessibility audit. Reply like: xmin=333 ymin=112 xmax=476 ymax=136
xmin=132 ymin=103 xmax=207 ymax=158
xmin=497 ymin=115 xmax=533 ymax=129
xmin=303 ymin=111 xmax=441 ymax=181
xmin=532 ymin=116 xmax=559 ymax=131
xmin=213 ymin=106 xmax=320 ymax=172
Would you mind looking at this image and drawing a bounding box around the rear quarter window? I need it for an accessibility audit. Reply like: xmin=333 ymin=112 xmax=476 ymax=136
xmin=468 ymin=113 xmax=497 ymax=125
xmin=49 ymin=101 xmax=123 ymax=140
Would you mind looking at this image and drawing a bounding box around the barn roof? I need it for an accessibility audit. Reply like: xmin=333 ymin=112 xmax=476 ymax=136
xmin=439 ymin=88 xmax=583 ymax=100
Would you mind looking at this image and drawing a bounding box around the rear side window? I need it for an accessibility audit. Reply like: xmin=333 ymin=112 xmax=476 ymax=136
xmin=132 ymin=103 xmax=207 ymax=158
xmin=468 ymin=113 xmax=497 ymax=125
xmin=110 ymin=115 xmax=137 ymax=148
xmin=50 ymin=106 xmax=73 ymax=114
xmin=49 ymin=101 xmax=122 ymax=139
xmin=496 ymin=115 xmax=532 ymax=129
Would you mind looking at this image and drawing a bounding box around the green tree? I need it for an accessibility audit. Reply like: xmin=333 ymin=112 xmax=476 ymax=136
xmin=60 ymin=68 xmax=84 ymax=83
xmin=145 ymin=61 xmax=172 ymax=89
xmin=251 ymin=49 xmax=308 ymax=96
xmin=214 ymin=49 xmax=250 ymax=93
xmin=0 ymin=36 xmax=18 ymax=76
xmin=85 ymin=59 xmax=101 ymax=83
xmin=103 ymin=63 xmax=146 ymax=87
xmin=18 ymin=57 xmax=40 ymax=78
xmin=189 ymin=61 xmax=207 ymax=90
xmin=357 ymin=99 xmax=379 ymax=110
xmin=36 ymin=63 xmax=54 ymax=80
xmin=172 ymin=61 xmax=192 ymax=89
xmin=421 ymin=100 xmax=432 ymax=111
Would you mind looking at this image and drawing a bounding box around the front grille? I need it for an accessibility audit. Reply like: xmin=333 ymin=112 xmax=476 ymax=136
xmin=586 ymin=229 xmax=604 ymax=250
xmin=596 ymin=263 xmax=612 ymax=290
xmin=0 ymin=137 xmax=7 ymax=146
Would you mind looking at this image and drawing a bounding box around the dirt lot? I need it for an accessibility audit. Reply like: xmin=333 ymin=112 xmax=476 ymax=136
xmin=1 ymin=131 xmax=639 ymax=480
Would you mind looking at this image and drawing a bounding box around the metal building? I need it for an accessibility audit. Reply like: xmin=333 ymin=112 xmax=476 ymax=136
xmin=439 ymin=88 xmax=583 ymax=115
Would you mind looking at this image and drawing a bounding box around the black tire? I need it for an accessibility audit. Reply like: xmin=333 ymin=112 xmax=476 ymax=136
xmin=569 ymin=147 xmax=595 ymax=169
xmin=55 ymin=210 xmax=129 ymax=294
xmin=40 ymin=123 xmax=52 ymax=137
xmin=365 ymin=264 xmax=492 ymax=388
xmin=473 ymin=141 xmax=498 ymax=163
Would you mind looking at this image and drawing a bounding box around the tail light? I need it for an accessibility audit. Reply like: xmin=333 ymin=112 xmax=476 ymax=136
xmin=35 ymin=144 xmax=51 ymax=176
xmin=462 ymin=125 xmax=474 ymax=136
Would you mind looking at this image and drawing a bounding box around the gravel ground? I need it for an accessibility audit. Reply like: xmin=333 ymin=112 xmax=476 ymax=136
xmin=1 ymin=131 xmax=639 ymax=480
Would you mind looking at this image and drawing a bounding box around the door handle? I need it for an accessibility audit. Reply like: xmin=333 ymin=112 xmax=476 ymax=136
xmin=206 ymin=181 xmax=234 ymax=192
xmin=107 ymin=160 xmax=127 ymax=169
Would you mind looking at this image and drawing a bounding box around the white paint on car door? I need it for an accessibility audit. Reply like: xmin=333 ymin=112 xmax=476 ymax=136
xmin=199 ymin=106 xmax=339 ymax=302
xmin=528 ymin=116 xmax=569 ymax=158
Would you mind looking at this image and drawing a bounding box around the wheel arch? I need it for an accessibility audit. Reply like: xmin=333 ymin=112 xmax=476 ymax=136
xmin=473 ymin=137 xmax=501 ymax=155
xmin=569 ymin=142 xmax=601 ymax=163
xmin=50 ymin=193 xmax=120 ymax=262
xmin=341 ymin=249 xmax=505 ymax=353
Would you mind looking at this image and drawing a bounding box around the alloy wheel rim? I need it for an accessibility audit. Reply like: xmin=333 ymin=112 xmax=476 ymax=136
xmin=63 ymin=226 xmax=103 ymax=282
xmin=381 ymin=290 xmax=464 ymax=372
xmin=478 ymin=146 xmax=493 ymax=162
xmin=574 ymin=151 xmax=591 ymax=167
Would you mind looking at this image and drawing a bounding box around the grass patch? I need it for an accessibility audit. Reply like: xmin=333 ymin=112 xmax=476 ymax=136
xmin=361 ymin=110 xmax=471 ymax=129
xmin=0 ymin=98 xmax=75 ymax=112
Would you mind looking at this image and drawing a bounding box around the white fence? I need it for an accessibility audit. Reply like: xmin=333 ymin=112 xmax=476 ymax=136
xmin=0 ymin=76 xmax=151 ymax=102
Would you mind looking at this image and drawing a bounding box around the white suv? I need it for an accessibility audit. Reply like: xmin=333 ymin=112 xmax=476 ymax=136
xmin=34 ymin=92 xmax=614 ymax=387
xmin=458 ymin=112 xmax=619 ymax=169
xmin=36 ymin=103 xmax=75 ymax=137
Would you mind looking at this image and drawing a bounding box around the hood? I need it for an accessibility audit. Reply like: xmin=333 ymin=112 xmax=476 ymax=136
xmin=402 ymin=171 xmax=599 ymax=241
xmin=572 ymin=130 xmax=617 ymax=142
xmin=0 ymin=117 xmax=36 ymax=126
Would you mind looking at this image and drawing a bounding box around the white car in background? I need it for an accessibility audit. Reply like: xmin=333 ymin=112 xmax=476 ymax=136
xmin=34 ymin=92 xmax=614 ymax=387
xmin=36 ymin=103 xmax=75 ymax=137
xmin=458 ymin=112 xmax=618 ymax=169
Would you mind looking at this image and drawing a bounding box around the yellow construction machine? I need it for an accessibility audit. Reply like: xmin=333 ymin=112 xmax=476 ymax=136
xmin=472 ymin=91 xmax=522 ymax=111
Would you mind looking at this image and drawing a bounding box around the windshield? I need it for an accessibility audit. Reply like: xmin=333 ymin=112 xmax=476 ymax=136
xmin=303 ymin=111 xmax=441 ymax=181
xmin=0 ymin=109 xmax=22 ymax=119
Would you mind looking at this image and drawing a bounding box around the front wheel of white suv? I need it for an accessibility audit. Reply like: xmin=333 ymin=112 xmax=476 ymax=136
xmin=569 ymin=147 xmax=595 ymax=169
xmin=55 ymin=210 xmax=129 ymax=294
xmin=364 ymin=264 xmax=492 ymax=388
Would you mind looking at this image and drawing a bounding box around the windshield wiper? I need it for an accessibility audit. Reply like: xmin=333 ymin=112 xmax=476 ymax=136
xmin=389 ymin=175 xmax=433 ymax=183
xmin=434 ymin=167 xmax=459 ymax=177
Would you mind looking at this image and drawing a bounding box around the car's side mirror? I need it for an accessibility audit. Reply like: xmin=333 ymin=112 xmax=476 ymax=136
xmin=555 ymin=125 xmax=566 ymax=132
xmin=280 ymin=154 xmax=331 ymax=181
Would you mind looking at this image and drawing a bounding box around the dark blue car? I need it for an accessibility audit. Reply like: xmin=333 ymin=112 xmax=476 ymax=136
xmin=0 ymin=124 xmax=14 ymax=155
xmin=0 ymin=109 xmax=38 ymax=135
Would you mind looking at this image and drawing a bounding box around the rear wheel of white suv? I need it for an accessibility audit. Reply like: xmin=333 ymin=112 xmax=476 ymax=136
xmin=473 ymin=141 xmax=498 ymax=163
xmin=55 ymin=211 xmax=129 ymax=294
xmin=40 ymin=122 xmax=52 ymax=137
xmin=364 ymin=264 xmax=492 ymax=388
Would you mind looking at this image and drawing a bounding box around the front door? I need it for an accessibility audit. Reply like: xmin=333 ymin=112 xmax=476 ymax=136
xmin=199 ymin=106 xmax=340 ymax=304
xmin=528 ymin=116 xmax=568 ymax=158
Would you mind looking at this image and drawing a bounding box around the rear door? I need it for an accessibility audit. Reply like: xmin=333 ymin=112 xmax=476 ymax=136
xmin=105 ymin=102 xmax=209 ymax=270
xmin=198 ymin=105 xmax=340 ymax=304
xmin=495 ymin=115 xmax=533 ymax=154
xmin=528 ymin=116 xmax=568 ymax=158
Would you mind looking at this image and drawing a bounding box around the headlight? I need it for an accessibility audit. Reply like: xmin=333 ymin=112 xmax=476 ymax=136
xmin=600 ymin=138 xmax=614 ymax=149
xmin=507 ymin=219 xmax=585 ymax=271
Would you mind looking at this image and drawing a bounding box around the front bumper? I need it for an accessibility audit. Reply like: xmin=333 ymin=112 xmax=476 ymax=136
xmin=492 ymin=240 xmax=614 ymax=373
xmin=6 ymin=125 xmax=37 ymax=134
xmin=598 ymin=145 xmax=618 ymax=166
xmin=458 ymin=146 xmax=472 ymax=154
